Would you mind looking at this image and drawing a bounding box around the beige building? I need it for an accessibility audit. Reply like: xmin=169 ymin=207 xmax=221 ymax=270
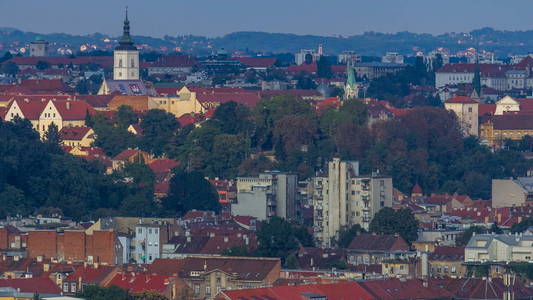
xmin=444 ymin=96 xmax=479 ymax=136
xmin=465 ymin=234 xmax=533 ymax=263
xmin=492 ymin=177 xmax=533 ymax=208
xmin=4 ymin=99 xmax=93 ymax=137
xmin=312 ymin=158 xmax=393 ymax=247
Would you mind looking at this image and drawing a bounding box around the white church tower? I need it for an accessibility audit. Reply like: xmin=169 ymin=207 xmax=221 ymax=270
xmin=113 ymin=8 xmax=139 ymax=81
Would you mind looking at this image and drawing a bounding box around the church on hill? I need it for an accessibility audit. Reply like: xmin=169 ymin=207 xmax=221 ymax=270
xmin=98 ymin=9 xmax=155 ymax=96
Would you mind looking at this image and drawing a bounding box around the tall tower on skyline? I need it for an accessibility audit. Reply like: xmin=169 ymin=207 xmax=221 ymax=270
xmin=113 ymin=7 xmax=139 ymax=81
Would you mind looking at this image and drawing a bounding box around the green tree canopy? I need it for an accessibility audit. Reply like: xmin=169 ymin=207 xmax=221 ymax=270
xmin=140 ymin=109 xmax=180 ymax=156
xmin=162 ymin=171 xmax=220 ymax=216
xmin=369 ymin=207 xmax=418 ymax=243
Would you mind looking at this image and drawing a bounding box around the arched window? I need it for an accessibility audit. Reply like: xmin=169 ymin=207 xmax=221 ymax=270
xmin=118 ymin=59 xmax=123 ymax=68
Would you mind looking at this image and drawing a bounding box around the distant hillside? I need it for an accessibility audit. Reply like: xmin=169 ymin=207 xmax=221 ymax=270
xmin=2 ymin=27 xmax=533 ymax=56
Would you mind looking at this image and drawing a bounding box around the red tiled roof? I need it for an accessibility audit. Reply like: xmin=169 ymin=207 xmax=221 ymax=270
xmin=429 ymin=277 xmax=533 ymax=299
xmin=16 ymin=79 xmax=72 ymax=93
xmin=360 ymin=278 xmax=452 ymax=300
xmin=5 ymin=56 xmax=113 ymax=68
xmin=287 ymin=63 xmax=318 ymax=74
xmin=236 ymin=57 xmax=277 ymax=68
xmin=479 ymin=104 xmax=496 ymax=116
xmin=53 ymin=100 xmax=96 ymax=120
xmin=147 ymin=259 xmax=186 ymax=275
xmin=59 ymin=126 xmax=92 ymax=141
xmin=220 ymin=282 xmax=374 ymax=300
xmin=316 ymin=97 xmax=341 ymax=111
xmin=446 ymin=96 xmax=478 ymax=104
xmin=348 ymin=234 xmax=409 ymax=251
xmin=113 ymin=149 xmax=143 ymax=161
xmin=106 ymin=273 xmax=172 ymax=293
xmin=0 ymin=277 xmax=61 ymax=294
xmin=148 ymin=158 xmax=179 ymax=174
xmin=177 ymin=114 xmax=198 ymax=127
xmin=411 ymin=183 xmax=423 ymax=195
xmin=64 ymin=266 xmax=115 ymax=283
xmin=154 ymin=182 xmax=170 ymax=195
xmin=147 ymin=55 xmax=197 ymax=68
xmin=491 ymin=114 xmax=533 ymax=130
xmin=78 ymin=94 xmax=115 ymax=108
xmin=429 ymin=246 xmax=464 ymax=261
xmin=8 ymin=99 xmax=47 ymax=120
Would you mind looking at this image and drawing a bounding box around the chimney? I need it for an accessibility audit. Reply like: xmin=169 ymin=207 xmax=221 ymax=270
xmin=37 ymin=255 xmax=43 ymax=262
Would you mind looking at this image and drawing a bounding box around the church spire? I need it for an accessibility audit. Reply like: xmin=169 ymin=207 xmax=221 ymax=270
xmin=116 ymin=6 xmax=136 ymax=50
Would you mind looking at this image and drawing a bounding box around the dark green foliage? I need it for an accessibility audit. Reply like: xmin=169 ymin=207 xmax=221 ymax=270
xmin=140 ymin=109 xmax=180 ymax=156
xmin=508 ymin=262 xmax=533 ymax=280
xmin=92 ymin=114 xmax=137 ymax=157
xmin=212 ymin=102 xmax=254 ymax=135
xmin=255 ymin=217 xmax=299 ymax=259
xmin=116 ymin=105 xmax=138 ymax=129
xmin=35 ymin=60 xmax=49 ymax=70
xmin=369 ymin=208 xmax=418 ymax=243
xmin=472 ymin=64 xmax=482 ymax=96
xmin=455 ymin=226 xmax=487 ymax=246
xmin=0 ymin=61 xmax=18 ymax=77
xmin=162 ymin=171 xmax=220 ymax=216
xmin=293 ymin=226 xmax=315 ymax=247
xmin=44 ymin=123 xmax=62 ymax=154
xmin=221 ymin=245 xmax=251 ymax=256
xmin=77 ymin=285 xmax=131 ymax=300
xmin=333 ymin=224 xmax=366 ymax=248
xmin=466 ymin=265 xmax=489 ymax=278
xmin=511 ymin=217 xmax=533 ymax=233
xmin=0 ymin=119 xmax=158 ymax=220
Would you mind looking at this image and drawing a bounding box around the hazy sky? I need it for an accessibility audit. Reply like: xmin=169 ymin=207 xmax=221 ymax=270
xmin=1 ymin=0 xmax=533 ymax=37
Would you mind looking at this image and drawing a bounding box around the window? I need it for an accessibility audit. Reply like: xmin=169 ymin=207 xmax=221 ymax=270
xmin=468 ymin=107 xmax=472 ymax=113
xmin=380 ymin=201 xmax=385 ymax=207
xmin=194 ymin=285 xmax=200 ymax=295
xmin=148 ymin=228 xmax=152 ymax=234
xmin=119 ymin=59 xmax=123 ymax=68
xmin=138 ymin=228 xmax=142 ymax=234
xmin=131 ymin=58 xmax=135 ymax=67
xmin=63 ymin=282 xmax=69 ymax=292
xmin=70 ymin=282 xmax=77 ymax=293
xmin=155 ymin=228 xmax=159 ymax=234
xmin=206 ymin=286 xmax=211 ymax=295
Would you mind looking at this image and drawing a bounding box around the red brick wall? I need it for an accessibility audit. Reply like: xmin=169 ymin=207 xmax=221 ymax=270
xmin=27 ymin=231 xmax=58 ymax=259
xmin=63 ymin=231 xmax=86 ymax=261
xmin=0 ymin=228 xmax=9 ymax=249
xmin=87 ymin=231 xmax=116 ymax=265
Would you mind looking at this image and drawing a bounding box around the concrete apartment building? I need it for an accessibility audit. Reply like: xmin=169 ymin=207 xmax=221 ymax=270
xmin=465 ymin=234 xmax=533 ymax=263
xmin=312 ymin=158 xmax=393 ymax=247
xmin=232 ymin=171 xmax=298 ymax=221
xmin=492 ymin=177 xmax=533 ymax=208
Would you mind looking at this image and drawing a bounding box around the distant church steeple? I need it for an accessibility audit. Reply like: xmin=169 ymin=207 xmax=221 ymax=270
xmin=113 ymin=7 xmax=139 ymax=80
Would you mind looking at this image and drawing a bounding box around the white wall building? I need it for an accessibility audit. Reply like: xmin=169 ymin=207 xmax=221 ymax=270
xmin=133 ymin=225 xmax=161 ymax=264
xmin=465 ymin=234 xmax=533 ymax=263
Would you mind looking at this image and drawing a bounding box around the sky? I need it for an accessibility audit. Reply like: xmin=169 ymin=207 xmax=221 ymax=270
xmin=1 ymin=0 xmax=533 ymax=37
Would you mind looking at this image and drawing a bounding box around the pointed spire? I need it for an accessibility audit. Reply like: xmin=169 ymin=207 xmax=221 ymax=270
xmin=116 ymin=7 xmax=136 ymax=50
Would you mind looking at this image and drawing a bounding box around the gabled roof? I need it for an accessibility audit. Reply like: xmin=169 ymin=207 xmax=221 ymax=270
xmin=59 ymin=126 xmax=92 ymax=141
xmin=446 ymin=96 xmax=478 ymax=104
xmin=429 ymin=277 xmax=533 ymax=299
xmin=0 ymin=277 xmax=61 ymax=294
xmin=7 ymin=98 xmax=48 ymax=120
xmin=359 ymin=278 xmax=452 ymax=300
xmin=113 ymin=149 xmax=146 ymax=161
xmin=106 ymin=273 xmax=173 ymax=293
xmin=220 ymin=282 xmax=374 ymax=300
xmin=429 ymin=246 xmax=464 ymax=261
xmin=148 ymin=158 xmax=179 ymax=174
xmin=348 ymin=234 xmax=409 ymax=252
xmin=52 ymin=100 xmax=96 ymax=120
xmin=108 ymin=95 xmax=150 ymax=111
xmin=148 ymin=259 xmax=186 ymax=275
xmin=179 ymin=256 xmax=280 ymax=281
xmin=64 ymin=266 xmax=115 ymax=283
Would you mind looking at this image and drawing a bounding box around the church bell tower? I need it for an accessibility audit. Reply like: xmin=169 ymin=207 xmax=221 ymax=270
xmin=113 ymin=7 xmax=140 ymax=80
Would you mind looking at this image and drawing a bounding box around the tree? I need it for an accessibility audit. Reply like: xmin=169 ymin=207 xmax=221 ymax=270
xmin=162 ymin=171 xmax=220 ymax=216
xmin=317 ymin=55 xmax=332 ymax=78
xmin=455 ymin=226 xmax=487 ymax=246
xmin=222 ymin=245 xmax=251 ymax=256
xmin=208 ymin=134 xmax=248 ymax=178
xmin=133 ymin=291 xmax=169 ymax=300
xmin=255 ymin=217 xmax=299 ymax=260
xmin=140 ymin=109 xmax=179 ymax=156
xmin=212 ymin=102 xmax=254 ymax=135
xmin=44 ymin=123 xmax=62 ymax=154
xmin=92 ymin=114 xmax=137 ymax=157
xmin=369 ymin=208 xmax=418 ymax=243
xmin=35 ymin=60 xmax=50 ymax=70
xmin=76 ymin=285 xmax=132 ymax=300
xmin=511 ymin=217 xmax=533 ymax=233
xmin=116 ymin=105 xmax=138 ymax=129
xmin=1 ymin=61 xmax=18 ymax=77
xmin=333 ymin=224 xmax=365 ymax=248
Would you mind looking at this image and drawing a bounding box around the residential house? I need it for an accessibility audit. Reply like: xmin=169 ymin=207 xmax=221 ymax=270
xmin=59 ymin=126 xmax=95 ymax=147
xmin=347 ymin=234 xmax=412 ymax=265
xmin=105 ymin=272 xmax=189 ymax=300
xmin=492 ymin=177 xmax=533 ymax=208
xmin=444 ymin=96 xmax=479 ymax=136
xmin=428 ymin=246 xmax=466 ymax=278
xmin=465 ymin=233 xmax=533 ymax=263
xmin=61 ymin=265 xmax=118 ymax=295
xmin=174 ymin=256 xmax=280 ymax=300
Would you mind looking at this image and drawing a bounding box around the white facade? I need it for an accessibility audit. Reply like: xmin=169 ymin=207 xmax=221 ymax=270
xmin=133 ymin=225 xmax=161 ymax=264
xmin=465 ymin=234 xmax=533 ymax=263
xmin=312 ymin=158 xmax=393 ymax=247
xmin=113 ymin=50 xmax=139 ymax=81
xmin=382 ymin=52 xmax=404 ymax=64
